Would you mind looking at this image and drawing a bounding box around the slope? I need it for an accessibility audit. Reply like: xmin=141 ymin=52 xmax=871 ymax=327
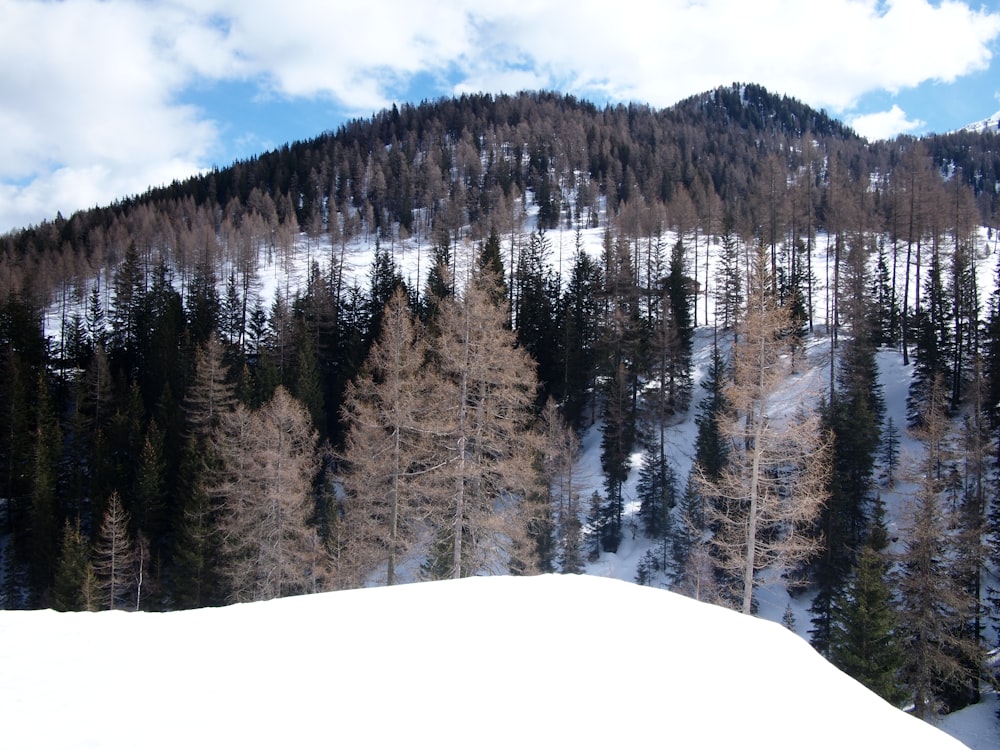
xmin=0 ymin=574 xmax=968 ymax=750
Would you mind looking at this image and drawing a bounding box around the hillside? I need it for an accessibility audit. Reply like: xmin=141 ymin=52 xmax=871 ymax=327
xmin=1 ymin=85 xmax=999 ymax=743
xmin=0 ymin=574 xmax=971 ymax=750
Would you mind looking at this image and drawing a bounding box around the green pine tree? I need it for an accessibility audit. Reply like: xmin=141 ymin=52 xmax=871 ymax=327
xmin=828 ymin=543 xmax=907 ymax=706
xmin=52 ymin=518 xmax=96 ymax=611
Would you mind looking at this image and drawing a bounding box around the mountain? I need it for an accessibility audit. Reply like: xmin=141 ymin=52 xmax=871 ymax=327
xmin=1 ymin=83 xmax=998 ymax=745
xmin=961 ymin=111 xmax=1000 ymax=134
xmin=0 ymin=574 xmax=969 ymax=750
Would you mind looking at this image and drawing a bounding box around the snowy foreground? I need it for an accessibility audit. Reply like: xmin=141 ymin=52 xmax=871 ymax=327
xmin=0 ymin=574 xmax=970 ymax=749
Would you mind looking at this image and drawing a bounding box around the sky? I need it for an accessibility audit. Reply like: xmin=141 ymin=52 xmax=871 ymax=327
xmin=0 ymin=573 xmax=980 ymax=749
xmin=2 ymin=0 xmax=1000 ymax=234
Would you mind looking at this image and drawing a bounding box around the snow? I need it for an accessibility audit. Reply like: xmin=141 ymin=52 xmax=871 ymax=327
xmin=0 ymin=573 xmax=972 ymax=749
xmin=959 ymin=112 xmax=1000 ymax=134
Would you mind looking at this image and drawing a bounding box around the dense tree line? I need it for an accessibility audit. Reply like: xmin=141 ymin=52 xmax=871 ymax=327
xmin=1 ymin=86 xmax=1000 ymax=725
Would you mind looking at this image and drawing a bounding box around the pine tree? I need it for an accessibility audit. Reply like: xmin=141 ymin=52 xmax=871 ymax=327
xmin=515 ymin=229 xmax=559 ymax=404
xmin=599 ymin=362 xmax=635 ymax=552
xmin=52 ymin=518 xmax=96 ymax=611
xmin=293 ymin=320 xmax=325 ymax=435
xmin=693 ymin=337 xmax=729 ymax=481
xmin=828 ymin=534 xmax=907 ymax=706
xmin=782 ymin=604 xmax=797 ymax=632
xmin=185 ymin=261 xmax=220 ymax=346
xmin=897 ymin=378 xmax=982 ymax=718
xmin=636 ymin=445 xmax=678 ymax=542
xmin=557 ymin=244 xmax=603 ymax=430
xmin=880 ymin=416 xmax=900 ymax=488
xmin=715 ymin=218 xmax=742 ymax=331
xmin=810 ymin=266 xmax=884 ymax=654
xmin=27 ymin=372 xmax=61 ymax=602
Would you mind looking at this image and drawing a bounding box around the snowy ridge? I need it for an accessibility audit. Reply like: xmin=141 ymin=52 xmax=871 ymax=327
xmin=960 ymin=111 xmax=1000 ymax=134
xmin=0 ymin=574 xmax=969 ymax=749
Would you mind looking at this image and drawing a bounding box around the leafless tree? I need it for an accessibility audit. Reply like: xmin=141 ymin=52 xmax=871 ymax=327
xmin=699 ymin=243 xmax=829 ymax=614
xmin=339 ymin=290 xmax=438 ymax=586
xmin=213 ymin=387 xmax=320 ymax=602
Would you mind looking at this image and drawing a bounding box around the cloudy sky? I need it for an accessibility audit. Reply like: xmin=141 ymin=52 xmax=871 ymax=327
xmin=2 ymin=0 xmax=1000 ymax=234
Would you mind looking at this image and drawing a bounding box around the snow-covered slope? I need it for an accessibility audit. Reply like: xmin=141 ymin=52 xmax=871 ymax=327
xmin=0 ymin=574 xmax=969 ymax=749
xmin=960 ymin=111 xmax=1000 ymax=134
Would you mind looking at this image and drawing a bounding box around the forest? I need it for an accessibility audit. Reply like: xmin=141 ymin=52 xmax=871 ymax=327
xmin=1 ymin=84 xmax=999 ymax=722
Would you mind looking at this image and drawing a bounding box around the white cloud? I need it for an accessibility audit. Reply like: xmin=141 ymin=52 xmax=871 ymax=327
xmin=849 ymin=105 xmax=926 ymax=140
xmin=2 ymin=0 xmax=1000 ymax=232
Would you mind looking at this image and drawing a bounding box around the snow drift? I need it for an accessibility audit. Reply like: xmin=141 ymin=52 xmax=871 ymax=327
xmin=0 ymin=574 xmax=966 ymax=749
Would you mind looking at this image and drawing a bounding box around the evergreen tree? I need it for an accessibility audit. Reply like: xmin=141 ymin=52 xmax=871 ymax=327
xmin=636 ymin=444 xmax=678 ymax=542
xmin=515 ymin=229 xmax=560 ymax=405
xmin=599 ymin=362 xmax=634 ymax=552
xmin=907 ymin=247 xmax=951 ymax=428
xmin=27 ymin=372 xmax=61 ymax=602
xmin=810 ymin=283 xmax=884 ymax=654
xmin=880 ymin=416 xmax=900 ymax=488
xmin=537 ymin=399 xmax=583 ymax=574
xmin=170 ymin=336 xmax=235 ymax=609
xmin=52 ymin=518 xmax=96 ymax=612
xmin=109 ymin=242 xmax=146 ymax=374
xmin=186 ymin=261 xmax=220 ymax=346
xmin=715 ymin=218 xmax=742 ymax=331
xmin=293 ymin=320 xmax=325 ymax=435
xmin=693 ymin=336 xmax=729 ymax=481
xmin=557 ymin=244 xmax=603 ymax=430
xmin=422 ymin=236 xmax=453 ymax=325
xmin=132 ymin=421 xmax=167 ymax=556
xmin=828 ymin=503 xmax=907 ymax=707
xmin=478 ymin=227 xmax=507 ymax=304
xmin=897 ymin=378 xmax=982 ymax=718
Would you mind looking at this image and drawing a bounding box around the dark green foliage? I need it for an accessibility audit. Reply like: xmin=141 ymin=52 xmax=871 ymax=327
xmin=828 ymin=541 xmax=907 ymax=706
xmin=599 ymin=363 xmax=635 ymax=552
xmin=515 ymin=230 xmax=560 ymax=405
xmin=670 ymin=475 xmax=703 ymax=586
xmin=293 ymin=321 xmax=325 ymax=434
xmin=907 ymin=248 xmax=951 ymax=427
xmin=585 ymin=491 xmax=614 ymax=561
xmin=693 ymin=339 xmax=729 ymax=481
xmin=186 ymin=261 xmax=221 ymax=346
xmin=422 ymin=236 xmax=453 ymax=325
xmin=27 ymin=373 xmax=61 ymax=601
xmin=478 ymin=227 xmax=507 ymax=303
xmin=636 ymin=446 xmax=678 ymax=539
xmin=52 ymin=518 xmax=95 ymax=612
xmin=810 ymin=276 xmax=884 ymax=654
xmin=634 ymin=549 xmax=660 ymax=586
xmin=871 ymin=238 xmax=899 ymax=347
xmin=557 ymin=244 xmax=603 ymax=430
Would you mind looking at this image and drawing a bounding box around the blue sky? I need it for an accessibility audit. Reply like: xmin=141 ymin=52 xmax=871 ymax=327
xmin=2 ymin=0 xmax=1000 ymax=234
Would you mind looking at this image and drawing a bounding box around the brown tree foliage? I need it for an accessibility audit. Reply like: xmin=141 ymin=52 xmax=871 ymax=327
xmin=212 ymin=386 xmax=321 ymax=602
xmin=699 ymin=243 xmax=829 ymax=614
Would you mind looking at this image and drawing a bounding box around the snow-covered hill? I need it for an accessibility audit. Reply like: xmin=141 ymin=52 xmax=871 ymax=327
xmin=30 ymin=201 xmax=1000 ymax=747
xmin=960 ymin=111 xmax=1000 ymax=134
xmin=0 ymin=574 xmax=972 ymax=749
